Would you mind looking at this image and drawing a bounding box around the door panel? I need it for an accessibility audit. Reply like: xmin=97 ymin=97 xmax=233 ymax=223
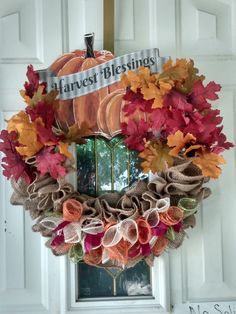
xmin=0 ymin=0 xmax=62 ymax=313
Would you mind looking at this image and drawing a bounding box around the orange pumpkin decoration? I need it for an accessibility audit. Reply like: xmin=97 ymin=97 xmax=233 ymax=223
xmin=49 ymin=33 xmax=121 ymax=131
xmin=97 ymin=89 xmax=147 ymax=139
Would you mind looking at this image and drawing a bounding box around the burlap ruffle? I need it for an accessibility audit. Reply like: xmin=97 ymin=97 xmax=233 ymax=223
xmin=10 ymin=157 xmax=211 ymax=267
xmin=10 ymin=173 xmax=81 ymax=220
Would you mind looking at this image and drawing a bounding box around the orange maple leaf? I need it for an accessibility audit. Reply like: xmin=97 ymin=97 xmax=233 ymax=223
xmin=167 ymin=131 xmax=196 ymax=156
xmin=58 ymin=142 xmax=74 ymax=160
xmin=160 ymin=58 xmax=189 ymax=82
xmin=141 ymin=83 xmax=163 ymax=108
xmin=7 ymin=111 xmax=43 ymax=157
xmin=121 ymin=67 xmax=155 ymax=92
xmin=139 ymin=140 xmax=174 ymax=173
xmin=65 ymin=122 xmax=92 ymax=145
xmin=192 ymin=151 xmax=226 ymax=179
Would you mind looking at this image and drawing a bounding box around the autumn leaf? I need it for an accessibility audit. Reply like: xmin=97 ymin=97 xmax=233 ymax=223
xmin=21 ymin=86 xmax=58 ymax=107
xmin=122 ymin=89 xmax=153 ymax=116
xmin=7 ymin=111 xmax=43 ymax=157
xmin=164 ymin=90 xmax=193 ymax=112
xmin=35 ymin=146 xmax=67 ymax=179
xmin=0 ymin=130 xmax=32 ymax=183
xmin=121 ymin=70 xmax=142 ymax=92
xmin=189 ymin=80 xmax=221 ymax=110
xmin=58 ymin=142 xmax=73 ymax=160
xmin=20 ymin=65 xmax=58 ymax=107
xmin=141 ymin=83 xmax=164 ymax=108
xmin=35 ymin=118 xmax=58 ymax=145
xmin=26 ymin=100 xmax=55 ymax=128
xmin=23 ymin=65 xmax=46 ymax=98
xmin=184 ymin=144 xmax=203 ymax=157
xmin=167 ymin=130 xmax=196 ymax=156
xmin=139 ymin=140 xmax=174 ymax=173
xmin=159 ymin=58 xmax=189 ymax=82
xmin=176 ymin=59 xmax=205 ymax=94
xmin=121 ymin=119 xmax=151 ymax=151
xmin=192 ymin=151 xmax=226 ymax=179
xmin=121 ymin=67 xmax=155 ymax=92
xmin=64 ymin=122 xmax=92 ymax=144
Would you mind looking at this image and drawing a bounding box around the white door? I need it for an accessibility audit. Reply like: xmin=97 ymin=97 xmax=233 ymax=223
xmin=0 ymin=1 xmax=235 ymax=314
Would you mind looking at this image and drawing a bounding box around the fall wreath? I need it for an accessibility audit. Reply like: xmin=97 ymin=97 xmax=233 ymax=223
xmin=0 ymin=44 xmax=234 ymax=268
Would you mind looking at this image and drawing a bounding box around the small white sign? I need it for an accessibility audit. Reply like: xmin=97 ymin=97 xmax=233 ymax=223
xmin=173 ymin=302 xmax=236 ymax=314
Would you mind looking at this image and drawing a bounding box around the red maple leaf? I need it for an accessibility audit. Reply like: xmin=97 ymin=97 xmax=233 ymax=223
xmin=35 ymin=146 xmax=66 ymax=179
xmin=121 ymin=119 xmax=151 ymax=151
xmin=35 ymin=121 xmax=58 ymax=145
xmin=26 ymin=101 xmax=58 ymax=145
xmin=165 ymin=109 xmax=190 ymax=134
xmin=123 ymin=89 xmax=153 ymax=116
xmin=0 ymin=130 xmax=32 ymax=184
xmin=24 ymin=65 xmax=47 ymax=98
xmin=164 ymin=90 xmax=193 ymax=112
xmin=211 ymin=127 xmax=234 ymax=153
xmin=189 ymin=80 xmax=221 ymax=110
xmin=151 ymin=108 xmax=170 ymax=131
xmin=26 ymin=101 xmax=55 ymax=128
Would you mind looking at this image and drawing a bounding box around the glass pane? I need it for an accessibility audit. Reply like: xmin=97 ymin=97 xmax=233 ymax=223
xmin=116 ymin=260 xmax=152 ymax=296
xmin=78 ymin=263 xmax=113 ymax=298
xmin=76 ymin=136 xmax=152 ymax=300
xmin=77 ymin=260 xmax=152 ymax=299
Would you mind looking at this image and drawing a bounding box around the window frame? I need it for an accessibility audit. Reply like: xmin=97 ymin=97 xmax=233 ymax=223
xmin=59 ymin=253 xmax=170 ymax=314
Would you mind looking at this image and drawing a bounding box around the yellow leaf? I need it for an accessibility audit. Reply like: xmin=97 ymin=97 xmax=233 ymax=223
xmin=160 ymin=58 xmax=188 ymax=82
xmin=162 ymin=59 xmax=173 ymax=71
xmin=7 ymin=111 xmax=43 ymax=157
xmin=159 ymin=80 xmax=173 ymax=94
xmin=141 ymin=83 xmax=164 ymax=109
xmin=121 ymin=70 xmax=141 ymax=92
xmin=167 ymin=131 xmax=196 ymax=156
xmin=65 ymin=122 xmax=92 ymax=144
xmin=121 ymin=67 xmax=155 ymax=92
xmin=139 ymin=140 xmax=174 ymax=173
xmin=58 ymin=142 xmax=74 ymax=160
xmin=176 ymin=59 xmax=205 ymax=94
xmin=192 ymin=152 xmax=226 ymax=179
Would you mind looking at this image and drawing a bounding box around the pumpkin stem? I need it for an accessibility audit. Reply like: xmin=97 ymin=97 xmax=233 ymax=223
xmin=84 ymin=33 xmax=95 ymax=58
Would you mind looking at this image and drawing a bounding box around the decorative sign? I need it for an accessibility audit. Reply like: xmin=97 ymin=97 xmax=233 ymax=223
xmin=39 ymin=48 xmax=167 ymax=100
xmin=174 ymin=302 xmax=236 ymax=314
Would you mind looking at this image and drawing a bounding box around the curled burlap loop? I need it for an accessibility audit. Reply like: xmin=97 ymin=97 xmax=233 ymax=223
xmin=32 ymin=214 xmax=60 ymax=237
xmin=10 ymin=177 xmax=28 ymax=205
xmin=148 ymin=159 xmax=211 ymax=205
xmin=23 ymin=173 xmax=80 ymax=219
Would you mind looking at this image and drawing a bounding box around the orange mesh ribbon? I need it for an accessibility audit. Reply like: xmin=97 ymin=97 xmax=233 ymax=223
xmin=152 ymin=236 xmax=168 ymax=256
xmin=84 ymin=246 xmax=103 ymax=266
xmin=106 ymin=239 xmax=130 ymax=267
xmin=136 ymin=217 xmax=152 ymax=244
xmin=160 ymin=206 xmax=184 ymax=226
xmin=63 ymin=199 xmax=83 ymax=222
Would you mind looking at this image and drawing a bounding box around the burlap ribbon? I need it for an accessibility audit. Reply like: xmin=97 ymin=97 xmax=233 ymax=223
xmin=10 ymin=155 xmax=211 ymax=267
xmin=148 ymin=159 xmax=211 ymax=205
xmin=11 ymin=173 xmax=81 ymax=220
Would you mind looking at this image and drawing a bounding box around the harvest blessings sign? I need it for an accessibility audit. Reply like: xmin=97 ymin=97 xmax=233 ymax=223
xmin=39 ymin=48 xmax=167 ymax=100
